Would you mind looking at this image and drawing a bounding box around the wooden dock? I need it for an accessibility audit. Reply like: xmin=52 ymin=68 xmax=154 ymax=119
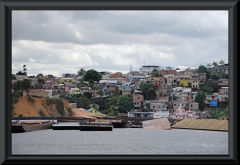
xmin=171 ymin=119 xmax=228 ymax=131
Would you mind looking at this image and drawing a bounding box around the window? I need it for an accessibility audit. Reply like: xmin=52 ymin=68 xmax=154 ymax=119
xmin=153 ymin=106 xmax=155 ymax=108
xmin=138 ymin=97 xmax=140 ymax=99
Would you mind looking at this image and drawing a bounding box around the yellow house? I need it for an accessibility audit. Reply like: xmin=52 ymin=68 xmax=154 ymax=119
xmin=146 ymin=76 xmax=159 ymax=81
xmin=179 ymin=80 xmax=189 ymax=87
xmin=59 ymin=78 xmax=75 ymax=84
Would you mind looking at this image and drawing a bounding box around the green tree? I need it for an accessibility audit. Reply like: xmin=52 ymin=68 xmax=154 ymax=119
xmin=207 ymin=107 xmax=228 ymax=119
xmin=84 ymin=92 xmax=93 ymax=100
xmin=59 ymin=93 xmax=82 ymax=103
xmin=204 ymin=80 xmax=219 ymax=93
xmin=36 ymin=73 xmax=44 ymax=78
xmin=116 ymin=95 xmax=134 ymax=113
xmin=78 ymin=67 xmax=85 ymax=76
xmin=175 ymin=68 xmax=180 ymax=70
xmin=211 ymin=73 xmax=220 ymax=81
xmin=212 ymin=61 xmax=218 ymax=67
xmin=12 ymin=74 xmax=16 ymax=80
xmin=20 ymin=79 xmax=32 ymax=91
xmin=47 ymin=74 xmax=55 ymax=79
xmin=151 ymin=69 xmax=160 ymax=77
xmin=206 ymin=63 xmax=212 ymax=68
xmin=97 ymin=89 xmax=104 ymax=96
xmin=83 ymin=69 xmax=102 ymax=82
xmin=37 ymin=78 xmax=45 ymax=89
xmin=219 ymin=59 xmax=225 ymax=66
xmin=188 ymin=82 xmax=192 ymax=88
xmin=198 ymin=65 xmax=210 ymax=79
xmin=28 ymin=75 xmax=35 ymax=78
xmin=218 ymin=72 xmax=227 ymax=79
xmin=139 ymin=81 xmax=156 ymax=100
xmin=23 ymin=65 xmax=27 ymax=76
xmin=77 ymin=96 xmax=92 ymax=109
xmin=200 ymin=86 xmax=214 ymax=94
xmin=194 ymin=91 xmax=206 ymax=110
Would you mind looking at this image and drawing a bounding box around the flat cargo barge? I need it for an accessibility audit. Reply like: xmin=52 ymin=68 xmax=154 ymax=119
xmin=12 ymin=121 xmax=53 ymax=133
xmin=79 ymin=124 xmax=113 ymax=131
xmin=52 ymin=122 xmax=113 ymax=131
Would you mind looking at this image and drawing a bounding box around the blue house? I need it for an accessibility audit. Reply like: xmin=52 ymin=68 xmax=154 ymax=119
xmin=121 ymin=84 xmax=133 ymax=95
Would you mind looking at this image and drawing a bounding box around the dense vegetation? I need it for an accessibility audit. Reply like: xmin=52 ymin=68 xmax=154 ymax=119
xmin=206 ymin=107 xmax=228 ymax=119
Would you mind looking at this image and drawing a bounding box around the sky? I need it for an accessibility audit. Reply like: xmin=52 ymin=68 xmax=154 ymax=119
xmin=12 ymin=10 xmax=228 ymax=77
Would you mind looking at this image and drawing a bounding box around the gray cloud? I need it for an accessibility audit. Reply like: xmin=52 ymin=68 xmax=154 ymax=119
xmin=12 ymin=10 xmax=228 ymax=76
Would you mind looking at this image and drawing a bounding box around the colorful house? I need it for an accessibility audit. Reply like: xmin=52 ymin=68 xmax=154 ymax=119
xmin=121 ymin=84 xmax=134 ymax=95
xmin=179 ymin=80 xmax=189 ymax=87
xmin=59 ymin=78 xmax=75 ymax=84
xmin=87 ymin=108 xmax=105 ymax=115
xmin=69 ymin=88 xmax=80 ymax=94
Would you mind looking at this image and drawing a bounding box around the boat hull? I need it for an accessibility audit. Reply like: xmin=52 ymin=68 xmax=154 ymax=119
xmin=12 ymin=122 xmax=53 ymax=133
xmin=79 ymin=123 xmax=113 ymax=131
xmin=111 ymin=122 xmax=127 ymax=128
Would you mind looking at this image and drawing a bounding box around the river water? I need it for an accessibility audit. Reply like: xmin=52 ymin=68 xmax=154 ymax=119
xmin=12 ymin=128 xmax=228 ymax=155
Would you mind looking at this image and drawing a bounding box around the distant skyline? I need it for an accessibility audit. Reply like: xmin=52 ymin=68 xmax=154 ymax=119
xmin=12 ymin=10 xmax=228 ymax=77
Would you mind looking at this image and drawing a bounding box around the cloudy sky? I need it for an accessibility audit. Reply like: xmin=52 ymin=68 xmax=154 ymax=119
xmin=12 ymin=10 xmax=228 ymax=77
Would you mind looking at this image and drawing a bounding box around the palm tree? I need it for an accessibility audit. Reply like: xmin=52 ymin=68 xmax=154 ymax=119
xmin=212 ymin=61 xmax=218 ymax=67
xmin=78 ymin=67 xmax=85 ymax=76
xmin=219 ymin=59 xmax=225 ymax=66
xmin=206 ymin=63 xmax=212 ymax=68
xmin=23 ymin=65 xmax=27 ymax=75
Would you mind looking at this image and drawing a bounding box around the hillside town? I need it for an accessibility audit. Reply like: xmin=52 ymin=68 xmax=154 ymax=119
xmin=11 ymin=61 xmax=229 ymax=121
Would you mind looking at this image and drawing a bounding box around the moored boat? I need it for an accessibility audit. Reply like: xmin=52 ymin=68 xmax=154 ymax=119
xmin=12 ymin=121 xmax=53 ymax=133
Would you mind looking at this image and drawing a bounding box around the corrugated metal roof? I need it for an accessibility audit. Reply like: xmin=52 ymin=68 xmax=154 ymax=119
xmin=171 ymin=119 xmax=228 ymax=131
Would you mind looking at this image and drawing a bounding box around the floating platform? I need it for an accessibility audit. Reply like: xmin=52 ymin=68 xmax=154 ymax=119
xmin=52 ymin=123 xmax=81 ymax=130
xmin=12 ymin=121 xmax=53 ymax=133
xmin=111 ymin=121 xmax=127 ymax=128
xmin=79 ymin=122 xmax=113 ymax=131
xmin=171 ymin=119 xmax=228 ymax=131
xmin=79 ymin=124 xmax=113 ymax=131
xmin=52 ymin=122 xmax=113 ymax=131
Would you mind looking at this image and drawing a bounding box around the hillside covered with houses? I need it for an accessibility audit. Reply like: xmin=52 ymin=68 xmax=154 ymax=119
xmin=12 ymin=60 xmax=229 ymax=120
